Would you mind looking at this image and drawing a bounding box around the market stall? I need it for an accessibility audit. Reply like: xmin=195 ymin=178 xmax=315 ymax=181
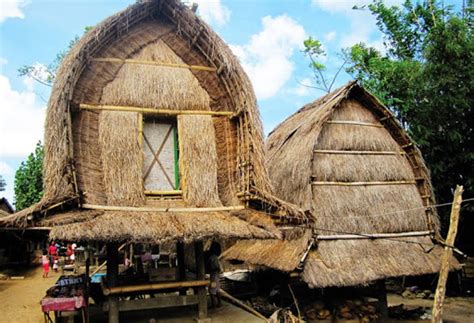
xmin=41 ymin=275 xmax=88 ymax=323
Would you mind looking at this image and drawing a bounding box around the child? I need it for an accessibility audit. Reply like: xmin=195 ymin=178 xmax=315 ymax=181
xmin=42 ymin=250 xmax=50 ymax=278
xmin=53 ymin=256 xmax=59 ymax=273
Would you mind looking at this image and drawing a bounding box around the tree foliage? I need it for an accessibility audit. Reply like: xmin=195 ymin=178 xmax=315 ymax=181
xmin=14 ymin=142 xmax=44 ymax=210
xmin=0 ymin=175 xmax=6 ymax=192
xmin=303 ymin=37 xmax=347 ymax=93
xmin=345 ymin=0 xmax=473 ymax=220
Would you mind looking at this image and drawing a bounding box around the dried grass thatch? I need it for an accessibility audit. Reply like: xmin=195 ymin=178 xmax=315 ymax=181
xmin=302 ymin=237 xmax=460 ymax=288
xmin=1 ymin=0 xmax=305 ymax=240
xmin=223 ymin=82 xmax=445 ymax=287
xmin=221 ymin=230 xmax=312 ymax=272
xmin=312 ymin=185 xmax=428 ymax=235
xmin=178 ymin=115 xmax=222 ymax=207
xmin=100 ymin=39 xmax=210 ymax=110
xmin=99 ymin=111 xmax=145 ymax=206
xmin=48 ymin=210 xmax=278 ymax=244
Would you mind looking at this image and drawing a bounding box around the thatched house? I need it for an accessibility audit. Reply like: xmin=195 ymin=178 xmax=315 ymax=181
xmin=223 ymin=82 xmax=457 ymax=288
xmin=0 ymin=0 xmax=304 ymax=320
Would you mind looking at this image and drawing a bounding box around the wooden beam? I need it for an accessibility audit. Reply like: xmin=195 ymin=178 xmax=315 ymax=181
xmin=311 ymin=180 xmax=416 ymax=186
xmin=79 ymin=103 xmax=234 ymax=117
xmin=92 ymin=57 xmax=217 ymax=72
xmin=144 ymin=190 xmax=182 ymax=196
xmin=103 ymin=295 xmax=199 ymax=312
xmin=432 ymin=185 xmax=463 ymax=323
xmin=194 ymin=241 xmax=207 ymax=319
xmin=0 ymin=227 xmax=51 ymax=231
xmin=313 ymin=149 xmax=405 ymax=155
xmin=317 ymin=231 xmax=432 ymax=240
xmin=325 ymin=120 xmax=383 ymax=128
xmin=103 ymin=280 xmax=209 ymax=296
xmin=81 ymin=204 xmax=244 ymax=212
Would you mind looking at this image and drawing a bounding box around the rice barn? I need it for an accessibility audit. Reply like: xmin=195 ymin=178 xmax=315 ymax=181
xmin=223 ymin=82 xmax=459 ymax=302
xmin=0 ymin=0 xmax=306 ymax=321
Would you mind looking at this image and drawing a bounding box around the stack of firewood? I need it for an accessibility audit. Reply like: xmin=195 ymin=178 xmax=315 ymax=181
xmin=303 ymin=299 xmax=379 ymax=322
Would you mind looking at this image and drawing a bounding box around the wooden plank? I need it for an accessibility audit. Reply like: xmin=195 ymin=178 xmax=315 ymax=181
xmin=92 ymin=57 xmax=217 ymax=72
xmin=432 ymin=185 xmax=463 ymax=323
xmin=325 ymin=120 xmax=383 ymax=128
xmin=317 ymin=231 xmax=432 ymax=240
xmin=80 ymin=104 xmax=233 ymax=116
xmin=103 ymin=295 xmax=200 ymax=312
xmin=103 ymin=280 xmax=209 ymax=295
xmin=313 ymin=149 xmax=405 ymax=155
xmin=82 ymin=204 xmax=245 ymax=212
xmin=144 ymin=190 xmax=182 ymax=195
xmin=311 ymin=180 xmax=416 ymax=186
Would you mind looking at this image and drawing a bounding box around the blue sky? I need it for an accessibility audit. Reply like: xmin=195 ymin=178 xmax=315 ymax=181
xmin=0 ymin=0 xmax=452 ymax=206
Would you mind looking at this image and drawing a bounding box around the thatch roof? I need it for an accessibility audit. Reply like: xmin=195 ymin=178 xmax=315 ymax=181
xmin=223 ymin=82 xmax=458 ymax=287
xmin=0 ymin=0 xmax=306 ymax=242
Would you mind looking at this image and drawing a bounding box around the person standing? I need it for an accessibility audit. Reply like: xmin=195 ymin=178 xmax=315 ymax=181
xmin=41 ymin=250 xmax=50 ymax=278
xmin=48 ymin=241 xmax=58 ymax=269
xmin=208 ymin=242 xmax=222 ymax=308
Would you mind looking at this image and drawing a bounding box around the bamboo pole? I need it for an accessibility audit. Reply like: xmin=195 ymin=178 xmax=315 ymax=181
xmin=218 ymin=289 xmax=267 ymax=321
xmin=90 ymin=243 xmax=127 ymax=277
xmin=317 ymin=231 xmax=432 ymax=240
xmin=80 ymin=104 xmax=234 ymax=117
xmin=432 ymin=185 xmax=463 ymax=323
xmin=144 ymin=190 xmax=182 ymax=196
xmin=325 ymin=120 xmax=383 ymax=128
xmin=81 ymin=204 xmax=245 ymax=213
xmin=311 ymin=180 xmax=416 ymax=186
xmin=313 ymin=149 xmax=406 ymax=155
xmin=92 ymin=58 xmax=217 ymax=72
xmin=102 ymin=280 xmax=209 ymax=296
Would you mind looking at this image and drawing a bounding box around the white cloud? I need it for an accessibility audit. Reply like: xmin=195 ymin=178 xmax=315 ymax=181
xmin=290 ymin=77 xmax=314 ymax=97
xmin=194 ymin=0 xmax=231 ymax=27
xmin=0 ymin=161 xmax=13 ymax=176
xmin=312 ymin=0 xmax=404 ymax=49
xmin=0 ymin=74 xmax=46 ymax=158
xmin=231 ymin=15 xmax=307 ymax=100
xmin=22 ymin=62 xmax=51 ymax=91
xmin=325 ymin=31 xmax=337 ymax=42
xmin=0 ymin=0 xmax=27 ymax=23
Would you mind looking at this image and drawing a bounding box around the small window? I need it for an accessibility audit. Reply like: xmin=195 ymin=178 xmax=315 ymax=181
xmin=142 ymin=118 xmax=179 ymax=192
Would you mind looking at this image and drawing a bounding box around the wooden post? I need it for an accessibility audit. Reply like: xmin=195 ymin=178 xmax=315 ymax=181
xmin=106 ymin=243 xmax=119 ymax=323
xmin=194 ymin=241 xmax=207 ymax=319
xmin=376 ymin=280 xmax=388 ymax=319
xmin=432 ymin=185 xmax=463 ymax=323
xmin=177 ymin=242 xmax=186 ymax=296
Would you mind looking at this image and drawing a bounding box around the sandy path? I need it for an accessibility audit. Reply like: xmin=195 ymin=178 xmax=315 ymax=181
xmin=0 ymin=266 xmax=60 ymax=323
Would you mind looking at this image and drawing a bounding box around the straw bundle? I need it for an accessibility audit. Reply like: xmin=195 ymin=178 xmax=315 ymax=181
xmin=100 ymin=39 xmax=210 ymax=111
xmin=49 ymin=210 xmax=277 ymax=244
xmin=178 ymin=115 xmax=222 ymax=207
xmin=302 ymin=237 xmax=459 ymax=288
xmin=99 ymin=111 xmax=145 ymax=206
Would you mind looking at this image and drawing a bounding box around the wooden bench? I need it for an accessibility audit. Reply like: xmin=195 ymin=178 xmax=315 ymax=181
xmin=102 ymin=280 xmax=209 ymax=316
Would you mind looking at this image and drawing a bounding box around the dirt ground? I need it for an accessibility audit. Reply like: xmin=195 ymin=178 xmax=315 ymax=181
xmin=1 ymin=266 xmax=473 ymax=323
xmin=387 ymin=293 xmax=474 ymax=323
xmin=0 ymin=265 xmax=61 ymax=323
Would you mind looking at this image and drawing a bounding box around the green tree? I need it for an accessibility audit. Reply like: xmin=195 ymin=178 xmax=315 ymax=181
xmin=344 ymin=0 xmax=473 ymax=226
xmin=14 ymin=142 xmax=44 ymax=210
xmin=0 ymin=175 xmax=6 ymax=192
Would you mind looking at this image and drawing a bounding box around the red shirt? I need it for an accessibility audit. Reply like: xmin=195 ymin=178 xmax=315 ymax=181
xmin=48 ymin=245 xmax=57 ymax=256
